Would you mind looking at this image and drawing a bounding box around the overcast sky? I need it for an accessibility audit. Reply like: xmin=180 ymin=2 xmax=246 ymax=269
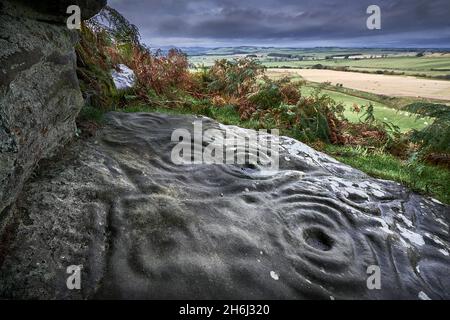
xmin=108 ymin=0 xmax=450 ymax=48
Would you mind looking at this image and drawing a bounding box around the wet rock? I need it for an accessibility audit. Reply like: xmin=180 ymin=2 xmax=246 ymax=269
xmin=0 ymin=112 xmax=448 ymax=299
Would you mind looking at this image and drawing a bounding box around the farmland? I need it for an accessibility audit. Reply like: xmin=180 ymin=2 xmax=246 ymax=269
xmin=269 ymin=68 xmax=450 ymax=101
xmin=187 ymin=48 xmax=449 ymax=131
xmin=263 ymin=55 xmax=450 ymax=78
xmin=186 ymin=48 xmax=450 ymax=134
xmin=188 ymin=48 xmax=450 ymax=79
xmin=300 ymin=86 xmax=430 ymax=132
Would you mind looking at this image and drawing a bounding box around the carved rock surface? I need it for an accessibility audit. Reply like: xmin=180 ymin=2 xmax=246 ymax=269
xmin=0 ymin=0 xmax=105 ymax=216
xmin=0 ymin=112 xmax=448 ymax=299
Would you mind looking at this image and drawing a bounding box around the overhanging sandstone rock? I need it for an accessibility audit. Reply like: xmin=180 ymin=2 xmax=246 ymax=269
xmin=0 ymin=0 xmax=105 ymax=217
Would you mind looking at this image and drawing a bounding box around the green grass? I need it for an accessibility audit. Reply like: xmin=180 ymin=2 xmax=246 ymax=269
xmin=300 ymin=86 xmax=430 ymax=132
xmin=323 ymin=145 xmax=450 ymax=204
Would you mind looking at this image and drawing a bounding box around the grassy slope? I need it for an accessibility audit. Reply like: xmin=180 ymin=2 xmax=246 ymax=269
xmin=300 ymin=86 xmax=429 ymax=132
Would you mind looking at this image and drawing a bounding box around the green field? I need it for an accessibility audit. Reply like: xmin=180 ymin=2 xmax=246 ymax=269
xmin=188 ymin=47 xmax=414 ymax=59
xmin=189 ymin=54 xmax=242 ymax=66
xmin=300 ymin=86 xmax=430 ymax=132
xmin=188 ymin=47 xmax=412 ymax=65
xmin=188 ymin=48 xmax=450 ymax=79
xmin=262 ymin=56 xmax=450 ymax=78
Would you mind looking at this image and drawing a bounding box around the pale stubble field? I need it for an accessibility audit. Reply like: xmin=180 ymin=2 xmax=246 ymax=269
xmin=268 ymin=68 xmax=450 ymax=101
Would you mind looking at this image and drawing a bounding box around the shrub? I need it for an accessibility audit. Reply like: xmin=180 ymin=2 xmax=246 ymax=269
xmin=87 ymin=6 xmax=140 ymax=45
xmin=76 ymin=23 xmax=119 ymax=110
xmin=205 ymin=58 xmax=265 ymax=97
xmin=76 ymin=6 xmax=142 ymax=110
xmin=128 ymin=47 xmax=192 ymax=97
xmin=360 ymin=103 xmax=376 ymax=124
xmin=79 ymin=6 xmax=194 ymax=108
xmin=249 ymin=77 xmax=302 ymax=110
xmin=405 ymin=102 xmax=450 ymax=155
xmin=255 ymin=90 xmax=345 ymax=143
xmin=249 ymin=83 xmax=284 ymax=110
xmin=338 ymin=103 xmax=408 ymax=155
xmin=279 ymin=81 xmax=303 ymax=104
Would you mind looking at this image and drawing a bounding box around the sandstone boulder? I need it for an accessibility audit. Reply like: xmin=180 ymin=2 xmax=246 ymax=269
xmin=0 ymin=112 xmax=448 ymax=299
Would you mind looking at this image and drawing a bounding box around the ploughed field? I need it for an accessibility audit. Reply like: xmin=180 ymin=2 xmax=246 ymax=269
xmin=269 ymin=68 xmax=450 ymax=101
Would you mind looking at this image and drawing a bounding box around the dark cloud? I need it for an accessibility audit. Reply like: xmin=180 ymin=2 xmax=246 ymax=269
xmin=108 ymin=0 xmax=450 ymax=47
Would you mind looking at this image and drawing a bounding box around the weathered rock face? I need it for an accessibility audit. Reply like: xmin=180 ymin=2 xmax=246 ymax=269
xmin=0 ymin=112 xmax=448 ymax=299
xmin=0 ymin=0 xmax=105 ymax=216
